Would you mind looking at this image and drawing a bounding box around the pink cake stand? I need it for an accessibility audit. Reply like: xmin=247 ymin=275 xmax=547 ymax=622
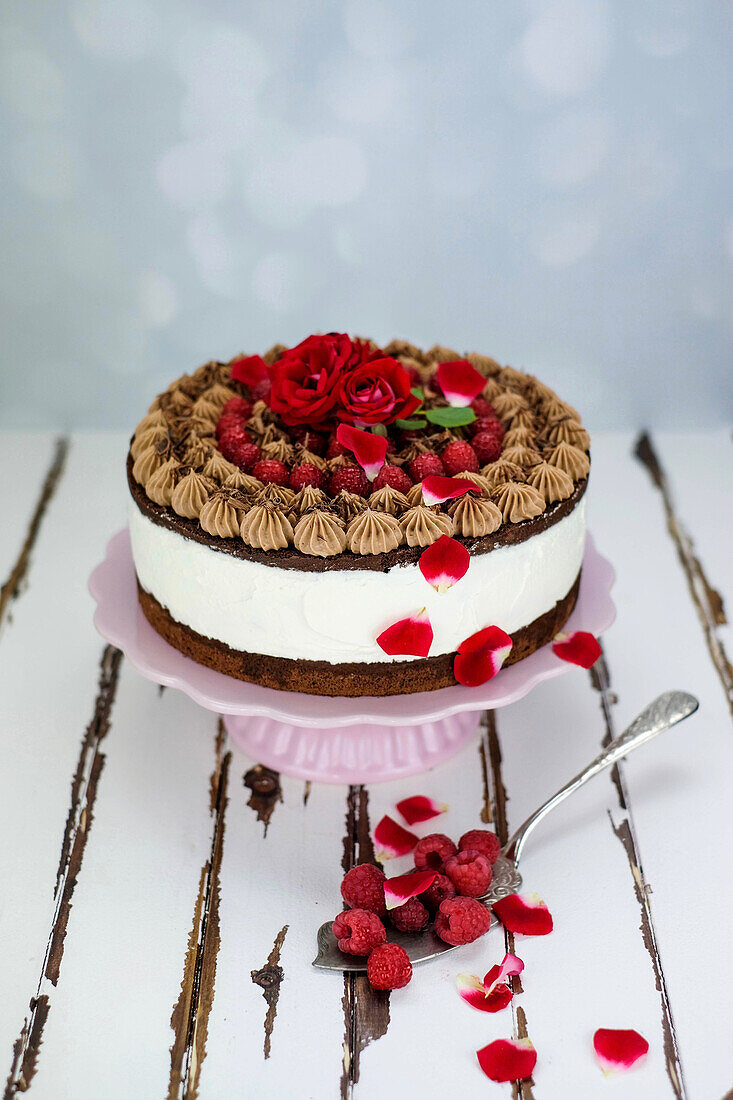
xmin=89 ymin=530 xmax=615 ymax=783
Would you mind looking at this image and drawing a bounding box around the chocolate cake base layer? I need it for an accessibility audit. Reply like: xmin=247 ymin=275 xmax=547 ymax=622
xmin=137 ymin=572 xmax=581 ymax=697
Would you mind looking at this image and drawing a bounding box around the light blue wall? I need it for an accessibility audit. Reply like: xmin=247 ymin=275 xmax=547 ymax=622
xmin=1 ymin=0 xmax=732 ymax=429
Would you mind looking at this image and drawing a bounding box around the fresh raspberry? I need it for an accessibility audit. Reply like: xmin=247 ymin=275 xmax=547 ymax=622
xmin=341 ymin=864 xmax=386 ymax=915
xmin=421 ymin=872 xmax=456 ymax=911
xmin=216 ymin=414 xmax=244 ymax=440
xmin=218 ymin=422 xmax=250 ymax=453
xmin=367 ymin=943 xmax=412 ymax=990
xmin=458 ymin=829 xmax=502 ymax=865
xmin=326 ymin=436 xmax=350 ymax=460
xmin=332 ymin=909 xmax=387 ymax=955
xmin=471 ymin=397 xmax=497 ymax=419
xmin=389 ymin=897 xmax=429 ymax=932
xmin=329 ymin=464 xmax=370 ymax=497
xmin=373 ymin=464 xmax=413 ymax=493
xmin=472 ymin=426 xmax=505 ymax=465
xmin=252 ymin=458 xmax=290 ymax=485
xmin=445 ymin=849 xmax=492 ymax=897
xmin=227 ymin=439 xmax=262 ymax=472
xmin=221 ymin=396 xmax=252 ymax=420
xmin=435 ymin=896 xmax=491 ymax=945
xmin=407 ymin=453 xmax=444 ymax=482
xmin=289 ymin=463 xmax=327 ymax=490
xmin=289 ymin=426 xmax=326 ymax=455
xmin=413 ymin=833 xmax=458 ymax=872
xmin=441 ymin=440 xmax=479 ymax=475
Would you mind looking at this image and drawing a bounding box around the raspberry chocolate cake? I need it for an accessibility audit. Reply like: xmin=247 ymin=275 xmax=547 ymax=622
xmin=128 ymin=334 xmax=590 ymax=696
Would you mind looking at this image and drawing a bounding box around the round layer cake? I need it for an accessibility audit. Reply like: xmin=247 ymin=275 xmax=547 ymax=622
xmin=127 ymin=335 xmax=590 ymax=696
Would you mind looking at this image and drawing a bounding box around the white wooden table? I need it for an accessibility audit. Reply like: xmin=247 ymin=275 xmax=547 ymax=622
xmin=0 ymin=429 xmax=730 ymax=1100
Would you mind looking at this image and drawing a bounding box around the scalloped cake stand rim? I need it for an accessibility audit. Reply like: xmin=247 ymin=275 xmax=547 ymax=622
xmin=89 ymin=528 xmax=616 ymax=730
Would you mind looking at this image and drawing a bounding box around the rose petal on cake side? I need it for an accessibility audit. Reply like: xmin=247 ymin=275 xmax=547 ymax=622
xmin=492 ymin=893 xmax=553 ymax=935
xmin=395 ymin=794 xmax=449 ymax=826
xmin=484 ymin=952 xmax=525 ymax=995
xmin=593 ymin=1029 xmax=649 ymax=1075
xmin=336 ymin=423 xmax=389 ymax=481
xmin=230 ymin=354 xmax=269 ymax=387
xmin=376 ymin=610 xmax=433 ymax=658
xmin=454 ymin=625 xmax=513 ymax=687
xmin=418 ymin=535 xmax=470 ymax=593
xmin=374 ymin=815 xmax=419 ymax=860
xmin=384 ymin=870 xmax=437 ymax=910
xmin=456 ymin=972 xmax=514 ymax=1013
xmin=552 ymin=630 xmax=602 ymax=669
xmin=436 ymin=360 xmax=485 ymax=407
xmin=421 ymin=475 xmax=479 ymax=506
xmin=476 ymin=1038 xmax=537 ymax=1083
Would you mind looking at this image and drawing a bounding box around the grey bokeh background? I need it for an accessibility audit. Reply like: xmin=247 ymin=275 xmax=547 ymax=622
xmin=1 ymin=0 xmax=732 ymax=430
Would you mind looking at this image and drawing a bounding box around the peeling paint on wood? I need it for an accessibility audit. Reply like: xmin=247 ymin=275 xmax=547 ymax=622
xmin=303 ymin=781 xmax=312 ymax=807
xmin=340 ymin=786 xmax=390 ymax=1099
xmin=0 ymin=437 xmax=69 ymax=635
xmin=243 ymin=764 xmax=282 ymax=835
xmin=168 ymin=726 xmax=230 ymax=1100
xmin=635 ymin=431 xmax=733 ymax=716
xmin=3 ymin=644 xmax=121 ymax=1098
xmin=591 ymin=653 xmax=687 ymax=1100
xmin=251 ymin=925 xmax=289 ymax=1060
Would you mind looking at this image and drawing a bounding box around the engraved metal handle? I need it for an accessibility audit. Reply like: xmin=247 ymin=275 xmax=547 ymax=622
xmin=503 ymin=691 xmax=699 ymax=865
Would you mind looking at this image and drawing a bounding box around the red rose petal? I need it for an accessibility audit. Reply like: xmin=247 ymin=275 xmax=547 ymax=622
xmin=436 ymin=360 xmax=485 ymax=407
xmin=552 ymin=630 xmax=602 ymax=669
xmin=454 ymin=625 xmax=513 ymax=687
xmin=593 ymin=1028 xmax=649 ymax=1074
xmin=456 ymin=972 xmax=515 ymax=1013
xmin=376 ymin=610 xmax=433 ymax=658
xmin=374 ymin=815 xmax=418 ymax=860
xmin=395 ymin=795 xmax=448 ymax=826
xmin=492 ymin=893 xmax=553 ymax=935
xmin=484 ymin=952 xmax=524 ymax=995
xmin=335 ymin=423 xmax=388 ymax=481
xmin=421 ymin=475 xmax=479 ymax=506
xmin=384 ymin=870 xmax=437 ymax=910
xmin=418 ymin=535 xmax=470 ymax=593
xmin=230 ymin=354 xmax=269 ymax=387
xmin=477 ymin=1038 xmax=537 ymax=1083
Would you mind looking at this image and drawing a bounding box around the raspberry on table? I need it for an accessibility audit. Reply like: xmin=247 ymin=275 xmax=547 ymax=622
xmin=332 ymin=909 xmax=387 ymax=955
xmin=252 ymin=458 xmax=290 ymax=485
xmin=459 ymin=829 xmax=502 ymax=865
xmin=413 ymin=833 xmax=458 ymax=872
xmin=441 ymin=440 xmax=479 ymax=475
xmin=341 ymin=863 xmax=386 ymax=915
xmin=407 ymin=453 xmax=444 ymax=482
xmin=289 ymin=463 xmax=326 ymax=490
xmin=389 ymin=897 xmax=429 ymax=933
xmin=435 ymin=896 xmax=491 ymax=945
xmin=421 ymin=872 xmax=456 ymax=911
xmin=445 ymin=849 xmax=493 ymax=897
xmin=472 ymin=426 xmax=504 ymax=465
xmin=329 ymin=464 xmax=370 ymax=497
xmin=367 ymin=943 xmax=413 ymax=990
xmin=373 ymin=464 xmax=412 ymax=493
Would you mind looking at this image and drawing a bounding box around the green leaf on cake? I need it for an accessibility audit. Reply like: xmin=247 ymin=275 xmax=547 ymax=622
xmin=424 ymin=407 xmax=477 ymax=428
xmin=395 ymin=417 xmax=428 ymax=430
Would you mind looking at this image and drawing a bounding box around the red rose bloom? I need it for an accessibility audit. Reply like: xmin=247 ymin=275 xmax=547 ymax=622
xmin=269 ymin=333 xmax=380 ymax=427
xmin=337 ymin=358 xmax=421 ymax=426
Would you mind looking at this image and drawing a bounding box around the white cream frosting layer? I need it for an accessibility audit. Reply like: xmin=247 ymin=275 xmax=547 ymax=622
xmin=129 ymin=497 xmax=586 ymax=664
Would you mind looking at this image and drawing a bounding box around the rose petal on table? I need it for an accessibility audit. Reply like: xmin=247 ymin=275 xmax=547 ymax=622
xmin=384 ymin=870 xmax=437 ymax=910
xmin=336 ymin=424 xmax=388 ymax=481
xmin=418 ymin=535 xmax=470 ymax=593
xmin=230 ymin=354 xmax=269 ymax=387
xmin=456 ymin=972 xmax=514 ymax=1013
xmin=421 ymin=475 xmax=479 ymax=506
xmin=492 ymin=893 xmax=553 ymax=935
xmin=395 ymin=794 xmax=448 ymax=826
xmin=552 ymin=630 xmax=602 ymax=669
xmin=484 ymin=952 xmax=525 ymax=995
xmin=454 ymin=625 xmax=513 ymax=687
xmin=436 ymin=360 xmax=485 ymax=406
xmin=476 ymin=1038 xmax=537 ymax=1082
xmin=374 ymin=815 xmax=418 ymax=860
xmin=376 ymin=610 xmax=433 ymax=657
xmin=593 ymin=1028 xmax=649 ymax=1074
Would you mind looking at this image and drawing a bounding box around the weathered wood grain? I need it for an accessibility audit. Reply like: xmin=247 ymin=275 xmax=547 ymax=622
xmin=251 ymin=925 xmax=289 ymax=1060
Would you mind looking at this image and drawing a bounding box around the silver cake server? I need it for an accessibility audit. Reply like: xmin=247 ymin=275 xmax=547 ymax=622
xmin=313 ymin=690 xmax=699 ymax=971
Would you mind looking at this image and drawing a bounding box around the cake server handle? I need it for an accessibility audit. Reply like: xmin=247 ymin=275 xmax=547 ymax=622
xmin=502 ymin=690 xmax=699 ymax=865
